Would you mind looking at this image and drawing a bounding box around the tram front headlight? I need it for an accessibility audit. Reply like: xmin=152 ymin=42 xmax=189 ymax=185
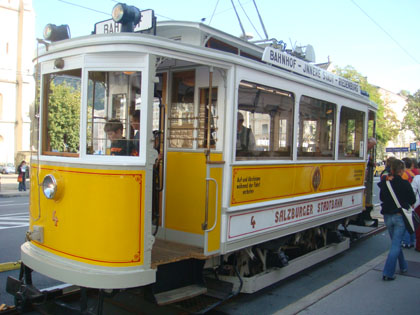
xmin=42 ymin=174 xmax=57 ymax=199
xmin=111 ymin=3 xmax=141 ymax=32
xmin=43 ymin=24 xmax=71 ymax=42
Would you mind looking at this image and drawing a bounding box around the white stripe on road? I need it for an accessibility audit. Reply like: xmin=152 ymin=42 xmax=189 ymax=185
xmin=0 ymin=221 xmax=29 ymax=225
xmin=0 ymin=212 xmax=28 ymax=216
xmin=0 ymin=217 xmax=29 ymax=221
xmin=0 ymin=213 xmax=29 ymax=230
xmin=0 ymin=203 xmax=29 ymax=207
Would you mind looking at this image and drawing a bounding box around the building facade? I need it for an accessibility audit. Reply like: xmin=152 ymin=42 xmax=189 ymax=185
xmin=0 ymin=0 xmax=34 ymax=166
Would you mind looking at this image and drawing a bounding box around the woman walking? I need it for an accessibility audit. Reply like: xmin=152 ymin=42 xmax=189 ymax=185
xmin=378 ymin=159 xmax=416 ymax=280
xmin=17 ymin=160 xmax=27 ymax=192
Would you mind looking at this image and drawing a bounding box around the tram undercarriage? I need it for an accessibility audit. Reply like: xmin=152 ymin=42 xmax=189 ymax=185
xmin=5 ymin=217 xmax=362 ymax=314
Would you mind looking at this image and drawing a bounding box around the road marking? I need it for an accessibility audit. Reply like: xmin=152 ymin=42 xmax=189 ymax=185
xmin=0 ymin=213 xmax=29 ymax=230
xmin=0 ymin=203 xmax=29 ymax=207
xmin=0 ymin=212 xmax=28 ymax=216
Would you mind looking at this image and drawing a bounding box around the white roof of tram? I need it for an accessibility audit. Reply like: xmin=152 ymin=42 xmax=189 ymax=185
xmin=154 ymin=20 xmax=264 ymax=57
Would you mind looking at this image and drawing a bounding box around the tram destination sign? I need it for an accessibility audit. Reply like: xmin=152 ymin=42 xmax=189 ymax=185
xmin=262 ymin=47 xmax=361 ymax=95
xmin=95 ymin=9 xmax=154 ymax=34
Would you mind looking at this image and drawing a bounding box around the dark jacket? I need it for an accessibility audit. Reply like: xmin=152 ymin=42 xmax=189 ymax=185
xmin=378 ymin=175 xmax=416 ymax=215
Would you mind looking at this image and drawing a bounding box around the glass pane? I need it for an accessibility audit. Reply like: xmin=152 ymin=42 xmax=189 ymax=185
xmin=338 ymin=106 xmax=365 ymax=159
xmin=42 ymin=69 xmax=81 ymax=156
xmin=236 ymin=81 xmax=294 ymax=160
xmin=86 ymin=71 xmax=141 ymax=156
xmin=297 ymin=96 xmax=335 ymax=159
xmin=198 ymin=88 xmax=217 ymax=149
xmin=169 ymin=71 xmax=195 ymax=149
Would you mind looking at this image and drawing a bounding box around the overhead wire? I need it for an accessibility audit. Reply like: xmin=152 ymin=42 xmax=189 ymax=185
xmin=110 ymin=0 xmax=173 ymax=20
xmin=238 ymin=0 xmax=262 ymax=39
xmin=55 ymin=0 xmax=173 ymax=21
xmin=57 ymin=0 xmax=109 ymax=16
xmin=209 ymin=0 xmax=220 ymax=25
xmin=350 ymin=0 xmax=419 ymax=64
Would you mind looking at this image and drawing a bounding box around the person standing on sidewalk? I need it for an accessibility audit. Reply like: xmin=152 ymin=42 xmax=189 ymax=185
xmin=378 ymin=159 xmax=416 ymax=281
xmin=17 ymin=161 xmax=27 ymax=192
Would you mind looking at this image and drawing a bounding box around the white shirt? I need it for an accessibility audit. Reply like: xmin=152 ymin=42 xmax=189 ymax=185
xmin=411 ymin=175 xmax=420 ymax=209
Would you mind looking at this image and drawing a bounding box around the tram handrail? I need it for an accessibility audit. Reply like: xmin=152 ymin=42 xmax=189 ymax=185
xmin=202 ymin=177 xmax=218 ymax=232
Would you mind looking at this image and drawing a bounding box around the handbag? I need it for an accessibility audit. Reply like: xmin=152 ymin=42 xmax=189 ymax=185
xmin=386 ymin=181 xmax=419 ymax=234
xmin=17 ymin=174 xmax=23 ymax=183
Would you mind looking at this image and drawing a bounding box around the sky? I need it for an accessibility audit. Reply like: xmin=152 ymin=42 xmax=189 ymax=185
xmin=32 ymin=0 xmax=420 ymax=95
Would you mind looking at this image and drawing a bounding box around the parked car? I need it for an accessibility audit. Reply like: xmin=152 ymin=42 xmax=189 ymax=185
xmin=0 ymin=164 xmax=15 ymax=174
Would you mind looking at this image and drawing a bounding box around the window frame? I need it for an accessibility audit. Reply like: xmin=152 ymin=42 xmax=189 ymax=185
xmin=41 ymin=68 xmax=82 ymax=158
xmin=38 ymin=53 xmax=150 ymax=165
xmin=234 ymin=80 xmax=295 ymax=161
xmin=297 ymin=95 xmax=336 ymax=160
xmin=337 ymin=105 xmax=366 ymax=160
xmin=81 ymin=67 xmax=146 ymax=163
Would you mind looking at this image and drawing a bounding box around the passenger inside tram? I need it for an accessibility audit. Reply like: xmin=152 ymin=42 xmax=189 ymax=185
xmin=236 ymin=111 xmax=256 ymax=153
xmin=104 ymin=119 xmax=135 ymax=156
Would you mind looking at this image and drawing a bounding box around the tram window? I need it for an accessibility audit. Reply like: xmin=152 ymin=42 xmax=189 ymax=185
xmin=236 ymin=81 xmax=294 ymax=160
xmin=338 ymin=106 xmax=365 ymax=159
xmin=168 ymin=71 xmax=195 ymax=149
xmin=42 ymin=69 xmax=81 ymax=157
xmin=86 ymin=71 xmax=141 ymax=156
xmin=198 ymin=88 xmax=218 ymax=148
xmin=297 ymin=96 xmax=335 ymax=159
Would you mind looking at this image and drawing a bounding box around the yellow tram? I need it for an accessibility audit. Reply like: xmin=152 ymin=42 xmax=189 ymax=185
xmin=12 ymin=3 xmax=377 ymax=308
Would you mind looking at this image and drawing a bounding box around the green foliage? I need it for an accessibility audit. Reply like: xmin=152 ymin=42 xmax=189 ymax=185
xmin=47 ymin=81 xmax=80 ymax=152
xmin=334 ymin=66 xmax=400 ymax=153
xmin=403 ymin=89 xmax=420 ymax=140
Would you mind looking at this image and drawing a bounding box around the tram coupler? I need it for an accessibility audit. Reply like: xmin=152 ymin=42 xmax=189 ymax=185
xmin=6 ymin=276 xmax=44 ymax=313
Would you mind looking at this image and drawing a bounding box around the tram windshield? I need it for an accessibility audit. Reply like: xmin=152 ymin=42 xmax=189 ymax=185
xmin=86 ymin=71 xmax=142 ymax=156
xmin=42 ymin=69 xmax=81 ymax=156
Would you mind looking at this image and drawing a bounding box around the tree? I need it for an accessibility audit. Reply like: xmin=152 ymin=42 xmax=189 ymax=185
xmin=47 ymin=81 xmax=80 ymax=152
xmin=334 ymin=66 xmax=400 ymax=159
xmin=403 ymin=89 xmax=420 ymax=140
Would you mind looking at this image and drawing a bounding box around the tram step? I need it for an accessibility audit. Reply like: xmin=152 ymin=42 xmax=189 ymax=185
xmin=155 ymin=284 xmax=207 ymax=306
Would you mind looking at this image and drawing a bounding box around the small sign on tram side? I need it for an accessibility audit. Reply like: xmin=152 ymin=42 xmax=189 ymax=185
xmin=94 ymin=9 xmax=155 ymax=34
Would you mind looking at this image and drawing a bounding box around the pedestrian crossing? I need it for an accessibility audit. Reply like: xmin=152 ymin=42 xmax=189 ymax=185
xmin=0 ymin=212 xmax=29 ymax=230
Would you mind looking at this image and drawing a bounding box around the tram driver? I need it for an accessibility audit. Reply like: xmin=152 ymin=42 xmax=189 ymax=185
xmin=130 ymin=110 xmax=140 ymax=156
xmin=236 ymin=111 xmax=256 ymax=154
xmin=104 ymin=119 xmax=135 ymax=156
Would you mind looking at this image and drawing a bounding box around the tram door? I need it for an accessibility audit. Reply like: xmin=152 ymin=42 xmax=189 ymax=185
xmin=158 ymin=68 xmax=223 ymax=255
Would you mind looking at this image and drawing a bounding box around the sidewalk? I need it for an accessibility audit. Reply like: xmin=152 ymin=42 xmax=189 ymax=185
xmin=0 ymin=174 xmax=29 ymax=198
xmin=278 ymin=208 xmax=420 ymax=315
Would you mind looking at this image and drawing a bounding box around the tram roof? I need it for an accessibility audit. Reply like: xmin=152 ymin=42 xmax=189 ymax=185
xmin=154 ymin=20 xmax=264 ymax=58
xmin=37 ymin=19 xmax=377 ymax=110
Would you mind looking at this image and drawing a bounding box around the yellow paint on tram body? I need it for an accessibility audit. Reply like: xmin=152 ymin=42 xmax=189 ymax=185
xmin=164 ymin=152 xmax=223 ymax=236
xmin=231 ymin=163 xmax=365 ymax=206
xmin=29 ymin=164 xmax=145 ymax=267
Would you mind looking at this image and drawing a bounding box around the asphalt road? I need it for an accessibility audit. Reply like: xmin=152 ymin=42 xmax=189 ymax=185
xmin=0 ymin=196 xmax=63 ymax=307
